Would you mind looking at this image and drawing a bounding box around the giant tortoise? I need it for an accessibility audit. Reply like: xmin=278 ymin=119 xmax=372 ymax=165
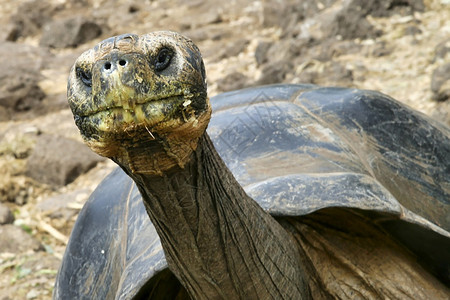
xmin=54 ymin=31 xmax=450 ymax=299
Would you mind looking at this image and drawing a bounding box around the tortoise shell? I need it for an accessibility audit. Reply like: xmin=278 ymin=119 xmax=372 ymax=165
xmin=54 ymin=84 xmax=450 ymax=299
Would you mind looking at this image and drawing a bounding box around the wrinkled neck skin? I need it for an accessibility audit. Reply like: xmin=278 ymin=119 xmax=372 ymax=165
xmin=119 ymin=133 xmax=311 ymax=299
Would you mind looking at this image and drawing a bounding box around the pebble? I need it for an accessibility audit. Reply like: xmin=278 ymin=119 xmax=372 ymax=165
xmin=0 ymin=203 xmax=14 ymax=224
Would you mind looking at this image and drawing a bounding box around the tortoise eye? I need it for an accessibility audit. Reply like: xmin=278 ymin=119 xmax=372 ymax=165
xmin=76 ymin=67 xmax=92 ymax=88
xmin=155 ymin=48 xmax=172 ymax=72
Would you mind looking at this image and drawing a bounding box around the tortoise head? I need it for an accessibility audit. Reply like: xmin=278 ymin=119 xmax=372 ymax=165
xmin=68 ymin=31 xmax=210 ymax=175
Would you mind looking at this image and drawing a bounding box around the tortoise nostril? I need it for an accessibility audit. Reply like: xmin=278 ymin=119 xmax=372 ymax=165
xmin=119 ymin=60 xmax=127 ymax=66
xmin=105 ymin=62 xmax=112 ymax=70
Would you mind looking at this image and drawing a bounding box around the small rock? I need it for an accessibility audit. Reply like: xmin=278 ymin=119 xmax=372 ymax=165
xmin=211 ymin=39 xmax=249 ymax=62
xmin=201 ymin=11 xmax=222 ymax=25
xmin=26 ymin=289 xmax=39 ymax=299
xmin=322 ymin=61 xmax=354 ymax=86
xmin=128 ymin=4 xmax=140 ymax=13
xmin=0 ymin=224 xmax=43 ymax=253
xmin=346 ymin=0 xmax=424 ymax=18
xmin=6 ymin=0 xmax=57 ymax=41
xmin=0 ymin=42 xmax=48 ymax=121
xmin=0 ymin=176 xmax=34 ymax=205
xmin=403 ymin=26 xmax=422 ymax=36
xmin=321 ymin=0 xmax=423 ymax=41
xmin=295 ymin=61 xmax=354 ymax=87
xmin=1 ymin=23 xmax=20 ymax=42
xmin=25 ymin=134 xmax=105 ymax=187
xmin=40 ymin=16 xmax=102 ymax=48
xmin=0 ymin=125 xmax=39 ymax=159
xmin=262 ymin=0 xmax=292 ymax=29
xmin=431 ymin=101 xmax=450 ymax=127
xmin=0 ymin=204 xmax=14 ymax=225
xmin=262 ymin=0 xmax=326 ymax=29
xmin=433 ymin=38 xmax=450 ymax=62
xmin=216 ymin=72 xmax=249 ymax=93
xmin=371 ymin=41 xmax=393 ymax=57
xmin=263 ymin=38 xmax=308 ymax=67
xmin=36 ymin=189 xmax=90 ymax=220
xmin=315 ymin=39 xmax=362 ymax=61
xmin=323 ymin=7 xmax=381 ymax=40
xmin=185 ymin=26 xmax=230 ymax=43
xmin=257 ymin=61 xmax=293 ymax=86
xmin=431 ymin=63 xmax=450 ymax=102
xmin=180 ymin=10 xmax=222 ymax=30
xmin=255 ymin=41 xmax=272 ymax=66
xmin=184 ymin=28 xmax=210 ymax=43
xmin=295 ymin=70 xmax=319 ymax=85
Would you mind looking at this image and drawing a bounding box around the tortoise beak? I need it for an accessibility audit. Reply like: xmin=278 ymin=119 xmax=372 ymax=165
xmin=93 ymin=51 xmax=138 ymax=111
xmin=91 ymin=50 xmax=153 ymax=113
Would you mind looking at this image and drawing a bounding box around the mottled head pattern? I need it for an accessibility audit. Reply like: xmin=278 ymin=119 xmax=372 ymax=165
xmin=68 ymin=31 xmax=210 ymax=175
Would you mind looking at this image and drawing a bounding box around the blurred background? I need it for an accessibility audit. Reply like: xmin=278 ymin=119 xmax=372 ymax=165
xmin=0 ymin=0 xmax=449 ymax=298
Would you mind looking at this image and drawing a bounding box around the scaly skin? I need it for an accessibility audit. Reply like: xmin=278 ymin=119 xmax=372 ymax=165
xmin=68 ymin=31 xmax=210 ymax=175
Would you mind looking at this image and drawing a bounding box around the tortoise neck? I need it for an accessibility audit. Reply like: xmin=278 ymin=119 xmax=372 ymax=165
xmin=124 ymin=133 xmax=310 ymax=299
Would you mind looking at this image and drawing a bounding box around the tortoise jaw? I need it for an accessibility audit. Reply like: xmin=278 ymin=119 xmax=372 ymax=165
xmin=76 ymin=90 xmax=189 ymax=117
xmin=75 ymin=92 xmax=200 ymax=142
xmin=76 ymin=91 xmax=200 ymax=133
xmin=77 ymin=93 xmax=211 ymax=175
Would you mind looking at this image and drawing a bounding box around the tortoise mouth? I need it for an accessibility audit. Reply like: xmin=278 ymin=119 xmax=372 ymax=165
xmin=78 ymin=92 xmax=187 ymax=118
xmin=74 ymin=94 xmax=197 ymax=141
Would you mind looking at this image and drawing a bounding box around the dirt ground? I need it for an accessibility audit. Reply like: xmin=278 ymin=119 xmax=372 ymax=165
xmin=0 ymin=0 xmax=449 ymax=299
